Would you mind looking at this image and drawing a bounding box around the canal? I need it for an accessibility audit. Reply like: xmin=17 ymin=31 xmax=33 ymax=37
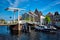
xmin=0 ymin=26 xmax=60 ymax=40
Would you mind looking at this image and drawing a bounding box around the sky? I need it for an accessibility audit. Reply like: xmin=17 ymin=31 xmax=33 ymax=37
xmin=0 ymin=0 xmax=60 ymax=20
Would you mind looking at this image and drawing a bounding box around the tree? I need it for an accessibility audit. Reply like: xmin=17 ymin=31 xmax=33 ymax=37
xmin=45 ymin=15 xmax=51 ymax=24
xmin=0 ymin=19 xmax=7 ymax=24
xmin=25 ymin=17 xmax=29 ymax=21
xmin=24 ymin=17 xmax=33 ymax=22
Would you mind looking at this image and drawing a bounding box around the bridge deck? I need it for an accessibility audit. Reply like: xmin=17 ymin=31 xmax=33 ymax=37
xmin=0 ymin=22 xmax=39 ymax=26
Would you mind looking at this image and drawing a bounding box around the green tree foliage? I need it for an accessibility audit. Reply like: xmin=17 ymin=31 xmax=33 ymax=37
xmin=25 ymin=17 xmax=29 ymax=21
xmin=45 ymin=15 xmax=51 ymax=24
xmin=24 ymin=17 xmax=33 ymax=21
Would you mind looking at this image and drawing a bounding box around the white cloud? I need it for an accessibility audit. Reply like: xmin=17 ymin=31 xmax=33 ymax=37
xmin=13 ymin=0 xmax=29 ymax=7
xmin=7 ymin=0 xmax=13 ymax=6
xmin=12 ymin=0 xmax=19 ymax=7
xmin=41 ymin=0 xmax=60 ymax=11
xmin=51 ymin=2 xmax=60 ymax=6
xmin=19 ymin=0 xmax=29 ymax=2
xmin=7 ymin=0 xmax=29 ymax=7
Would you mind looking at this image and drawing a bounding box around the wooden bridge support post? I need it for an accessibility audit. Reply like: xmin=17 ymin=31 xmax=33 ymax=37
xmin=18 ymin=24 xmax=23 ymax=34
xmin=29 ymin=26 xmax=31 ymax=32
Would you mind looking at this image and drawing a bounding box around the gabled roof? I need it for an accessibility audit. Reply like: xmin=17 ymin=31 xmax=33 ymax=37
xmin=34 ymin=9 xmax=42 ymax=16
xmin=47 ymin=12 xmax=53 ymax=16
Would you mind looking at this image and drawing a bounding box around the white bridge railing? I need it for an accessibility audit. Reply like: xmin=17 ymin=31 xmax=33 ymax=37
xmin=18 ymin=20 xmax=39 ymax=25
xmin=0 ymin=20 xmax=40 ymax=25
xmin=0 ymin=21 xmax=18 ymax=24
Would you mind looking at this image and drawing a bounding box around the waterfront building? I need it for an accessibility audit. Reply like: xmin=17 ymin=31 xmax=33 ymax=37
xmin=34 ymin=9 xmax=45 ymax=25
xmin=34 ymin=9 xmax=40 ymax=22
xmin=28 ymin=11 xmax=34 ymax=22
xmin=53 ymin=11 xmax=60 ymax=23
xmin=22 ymin=9 xmax=45 ymax=25
xmin=53 ymin=12 xmax=60 ymax=27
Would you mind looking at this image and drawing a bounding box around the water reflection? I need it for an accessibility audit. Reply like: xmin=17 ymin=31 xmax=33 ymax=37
xmin=0 ymin=26 xmax=60 ymax=40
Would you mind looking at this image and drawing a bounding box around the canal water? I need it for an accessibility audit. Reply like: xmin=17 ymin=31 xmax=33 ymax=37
xmin=0 ymin=26 xmax=60 ymax=40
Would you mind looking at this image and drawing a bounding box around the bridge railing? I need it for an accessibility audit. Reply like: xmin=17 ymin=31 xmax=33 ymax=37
xmin=0 ymin=20 xmax=40 ymax=25
xmin=0 ymin=21 xmax=18 ymax=24
xmin=18 ymin=20 xmax=40 ymax=25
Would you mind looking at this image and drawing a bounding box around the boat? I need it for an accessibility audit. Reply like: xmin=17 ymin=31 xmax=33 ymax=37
xmin=34 ymin=25 xmax=57 ymax=32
